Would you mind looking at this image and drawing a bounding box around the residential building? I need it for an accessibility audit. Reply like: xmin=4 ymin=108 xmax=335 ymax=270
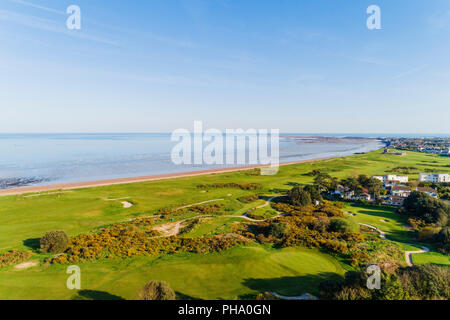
xmin=383 ymin=196 xmax=405 ymax=206
xmin=418 ymin=173 xmax=450 ymax=183
xmin=372 ymin=174 xmax=409 ymax=184
xmin=390 ymin=185 xmax=411 ymax=198
xmin=416 ymin=187 xmax=438 ymax=198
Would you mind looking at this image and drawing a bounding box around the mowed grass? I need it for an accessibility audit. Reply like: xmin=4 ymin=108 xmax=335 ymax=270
xmin=344 ymin=203 xmax=412 ymax=243
xmin=0 ymin=245 xmax=344 ymax=300
xmin=412 ymin=251 xmax=450 ymax=266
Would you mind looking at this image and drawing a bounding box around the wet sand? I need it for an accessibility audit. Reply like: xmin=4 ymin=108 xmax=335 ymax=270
xmin=0 ymin=157 xmax=333 ymax=196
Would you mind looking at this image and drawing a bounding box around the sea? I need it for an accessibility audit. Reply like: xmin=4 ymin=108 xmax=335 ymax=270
xmin=0 ymin=133 xmax=391 ymax=189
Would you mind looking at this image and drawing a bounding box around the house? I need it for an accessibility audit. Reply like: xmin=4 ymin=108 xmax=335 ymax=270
xmin=372 ymin=174 xmax=409 ymax=184
xmin=390 ymin=185 xmax=411 ymax=198
xmin=383 ymin=196 xmax=405 ymax=206
xmin=352 ymin=193 xmax=371 ymax=201
xmin=384 ymin=180 xmax=403 ymax=188
xmin=416 ymin=187 xmax=438 ymax=198
xmin=419 ymin=173 xmax=450 ymax=183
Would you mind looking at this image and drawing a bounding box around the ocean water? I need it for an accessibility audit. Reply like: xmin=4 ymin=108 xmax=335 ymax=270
xmin=0 ymin=133 xmax=384 ymax=188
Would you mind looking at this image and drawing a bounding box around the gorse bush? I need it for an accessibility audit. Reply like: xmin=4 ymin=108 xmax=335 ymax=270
xmin=40 ymin=230 xmax=69 ymax=253
xmin=0 ymin=250 xmax=32 ymax=267
xmin=139 ymin=280 xmax=176 ymax=300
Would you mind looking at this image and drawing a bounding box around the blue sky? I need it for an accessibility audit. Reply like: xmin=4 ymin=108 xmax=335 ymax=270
xmin=0 ymin=0 xmax=449 ymax=133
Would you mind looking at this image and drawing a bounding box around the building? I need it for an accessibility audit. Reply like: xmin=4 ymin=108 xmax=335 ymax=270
xmin=383 ymin=196 xmax=405 ymax=206
xmin=418 ymin=173 xmax=450 ymax=183
xmin=372 ymin=174 xmax=409 ymax=184
xmin=390 ymin=185 xmax=411 ymax=198
xmin=416 ymin=187 xmax=438 ymax=198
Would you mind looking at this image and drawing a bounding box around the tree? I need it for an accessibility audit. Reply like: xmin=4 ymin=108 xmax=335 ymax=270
xmin=304 ymin=184 xmax=322 ymax=203
xmin=288 ymin=186 xmax=311 ymax=207
xmin=399 ymin=192 xmax=449 ymax=226
xmin=341 ymin=177 xmax=363 ymax=195
xmin=314 ymin=173 xmax=332 ymax=191
xmin=139 ymin=280 xmax=176 ymax=300
xmin=366 ymin=178 xmax=384 ymax=198
xmin=40 ymin=230 xmax=69 ymax=253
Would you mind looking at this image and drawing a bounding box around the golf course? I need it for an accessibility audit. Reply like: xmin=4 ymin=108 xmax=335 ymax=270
xmin=0 ymin=149 xmax=449 ymax=300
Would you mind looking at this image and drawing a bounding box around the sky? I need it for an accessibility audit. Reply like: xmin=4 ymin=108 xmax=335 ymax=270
xmin=0 ymin=0 xmax=449 ymax=134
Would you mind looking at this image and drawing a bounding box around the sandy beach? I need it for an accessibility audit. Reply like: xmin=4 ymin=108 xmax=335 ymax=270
xmin=0 ymin=157 xmax=333 ymax=196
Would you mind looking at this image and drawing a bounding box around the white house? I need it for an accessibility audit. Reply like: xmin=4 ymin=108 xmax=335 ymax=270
xmin=372 ymin=174 xmax=409 ymax=184
xmin=416 ymin=187 xmax=438 ymax=198
xmin=419 ymin=173 xmax=450 ymax=183
xmin=390 ymin=185 xmax=412 ymax=198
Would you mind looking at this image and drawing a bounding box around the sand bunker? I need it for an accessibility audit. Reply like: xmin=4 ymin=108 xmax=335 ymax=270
xmin=121 ymin=201 xmax=133 ymax=208
xmin=15 ymin=261 xmax=38 ymax=270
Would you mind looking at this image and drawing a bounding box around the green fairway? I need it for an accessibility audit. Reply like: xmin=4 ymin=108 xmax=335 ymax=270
xmin=0 ymin=245 xmax=344 ymax=300
xmin=0 ymin=149 xmax=448 ymax=299
xmin=411 ymin=251 xmax=450 ymax=266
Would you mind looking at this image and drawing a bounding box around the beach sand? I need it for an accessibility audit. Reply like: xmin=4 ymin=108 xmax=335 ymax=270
xmin=0 ymin=157 xmax=333 ymax=196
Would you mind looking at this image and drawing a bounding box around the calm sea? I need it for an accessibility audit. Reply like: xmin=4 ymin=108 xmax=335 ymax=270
xmin=0 ymin=133 xmax=385 ymax=188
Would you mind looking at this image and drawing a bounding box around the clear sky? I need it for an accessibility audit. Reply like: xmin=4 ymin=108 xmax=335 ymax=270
xmin=0 ymin=0 xmax=449 ymax=133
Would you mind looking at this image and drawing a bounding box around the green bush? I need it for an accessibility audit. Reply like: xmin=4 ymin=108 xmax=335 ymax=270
xmin=268 ymin=222 xmax=290 ymax=238
xmin=329 ymin=218 xmax=357 ymax=233
xmin=139 ymin=280 xmax=176 ymax=300
xmin=288 ymin=186 xmax=311 ymax=207
xmin=40 ymin=230 xmax=69 ymax=253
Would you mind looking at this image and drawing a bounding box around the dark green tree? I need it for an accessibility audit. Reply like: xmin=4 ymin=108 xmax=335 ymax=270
xmin=288 ymin=186 xmax=312 ymax=207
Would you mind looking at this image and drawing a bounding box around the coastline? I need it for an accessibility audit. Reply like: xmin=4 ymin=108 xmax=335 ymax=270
xmin=0 ymin=156 xmax=337 ymax=196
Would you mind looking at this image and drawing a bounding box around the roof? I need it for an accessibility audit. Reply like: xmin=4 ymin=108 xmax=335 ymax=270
xmin=417 ymin=187 xmax=437 ymax=193
xmin=391 ymin=186 xmax=411 ymax=191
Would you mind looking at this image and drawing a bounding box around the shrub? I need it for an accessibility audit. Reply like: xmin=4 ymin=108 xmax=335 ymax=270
xmin=268 ymin=222 xmax=290 ymax=238
xmin=139 ymin=280 xmax=176 ymax=300
xmin=0 ymin=250 xmax=32 ymax=267
xmin=237 ymin=194 xmax=260 ymax=203
xmin=329 ymin=218 xmax=357 ymax=233
xmin=40 ymin=230 xmax=69 ymax=253
xmin=288 ymin=186 xmax=311 ymax=207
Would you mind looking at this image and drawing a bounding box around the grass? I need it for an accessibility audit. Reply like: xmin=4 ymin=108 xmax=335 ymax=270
xmin=0 ymin=244 xmax=345 ymax=300
xmin=0 ymin=149 xmax=448 ymax=299
xmin=412 ymin=251 xmax=450 ymax=266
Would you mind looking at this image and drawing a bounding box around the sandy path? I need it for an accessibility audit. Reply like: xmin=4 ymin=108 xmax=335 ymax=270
xmin=151 ymin=196 xmax=283 ymax=236
xmin=14 ymin=261 xmax=38 ymax=269
xmin=0 ymin=157 xmax=333 ymax=197
xmin=405 ymin=246 xmax=430 ymax=267
xmin=358 ymin=223 xmax=386 ymax=239
xmin=359 ymin=223 xmax=429 ymax=266
xmin=269 ymin=292 xmax=318 ymax=300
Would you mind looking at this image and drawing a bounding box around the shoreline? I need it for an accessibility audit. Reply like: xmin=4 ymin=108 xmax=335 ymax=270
xmin=0 ymin=157 xmax=339 ymax=196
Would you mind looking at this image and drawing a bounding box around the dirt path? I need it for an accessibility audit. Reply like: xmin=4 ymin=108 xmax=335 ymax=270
xmin=151 ymin=196 xmax=283 ymax=236
xmin=176 ymin=199 xmax=224 ymax=210
xmin=358 ymin=223 xmax=429 ymax=266
xmin=358 ymin=223 xmax=386 ymax=239
xmin=405 ymin=246 xmax=430 ymax=267
xmin=14 ymin=261 xmax=38 ymax=270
